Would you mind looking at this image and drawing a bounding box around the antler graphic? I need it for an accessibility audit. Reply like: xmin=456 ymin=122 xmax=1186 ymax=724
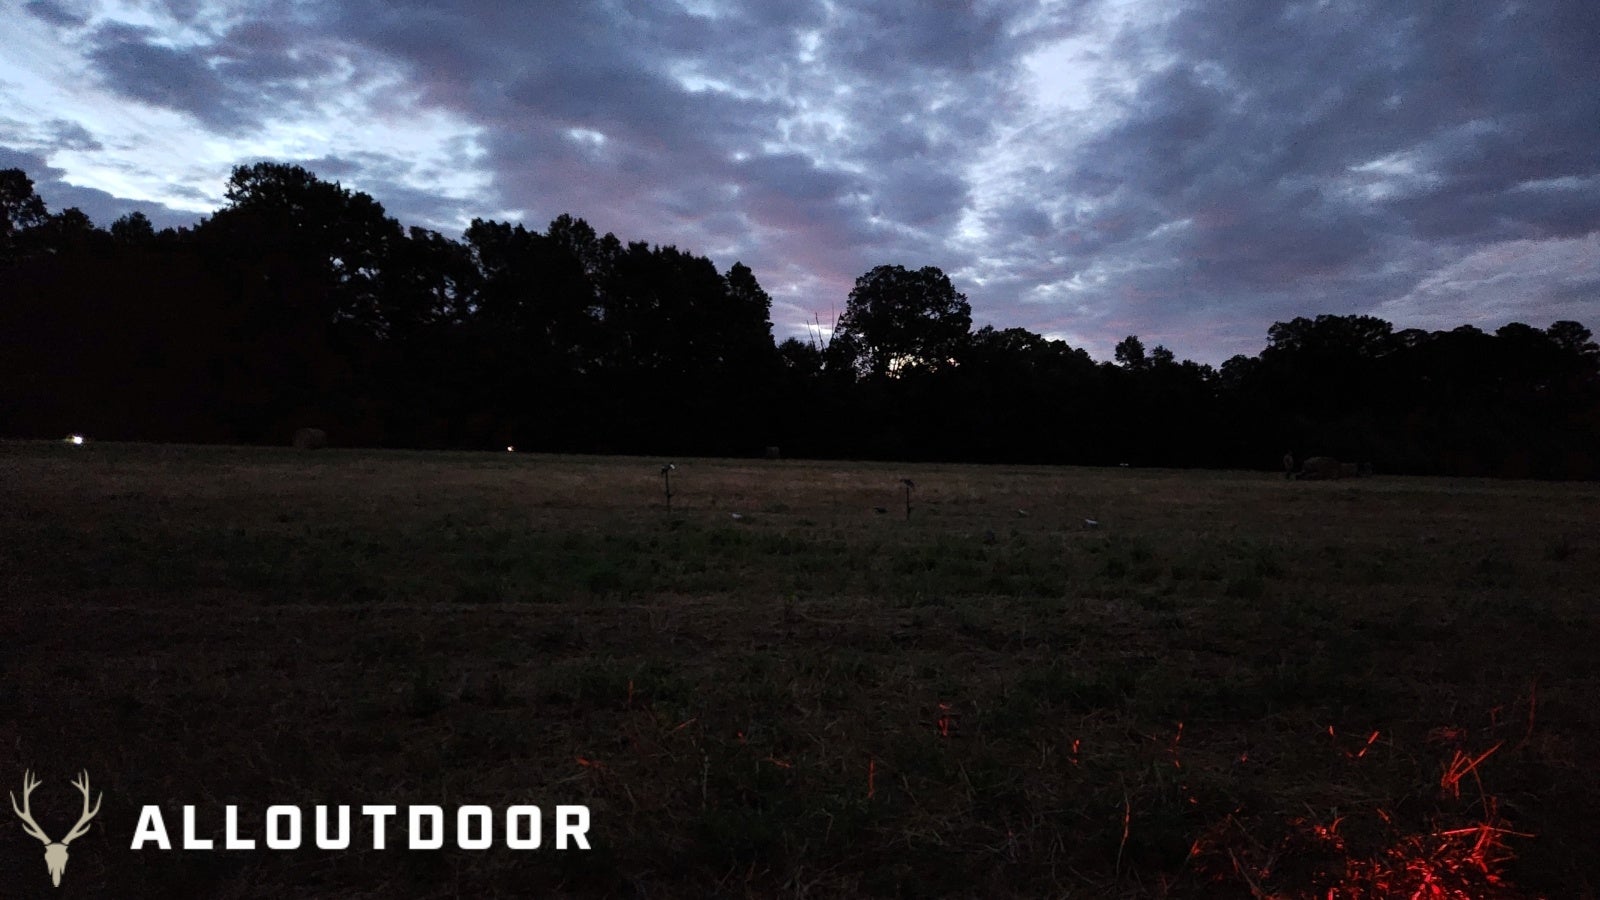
xmin=60 ymin=771 xmax=101 ymax=844
xmin=10 ymin=770 xmax=103 ymax=887
xmin=10 ymin=770 xmax=51 ymax=844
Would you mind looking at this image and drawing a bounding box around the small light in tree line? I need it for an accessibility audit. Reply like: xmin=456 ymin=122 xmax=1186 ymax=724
xmin=506 ymin=445 xmax=515 ymax=453
xmin=65 ymin=435 xmax=86 ymax=445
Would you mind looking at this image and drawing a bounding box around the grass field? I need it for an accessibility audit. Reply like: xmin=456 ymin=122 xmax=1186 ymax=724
xmin=2 ymin=440 xmax=1598 ymax=898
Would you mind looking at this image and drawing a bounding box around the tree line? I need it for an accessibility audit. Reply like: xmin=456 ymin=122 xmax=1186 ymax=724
xmin=2 ymin=164 xmax=1596 ymax=477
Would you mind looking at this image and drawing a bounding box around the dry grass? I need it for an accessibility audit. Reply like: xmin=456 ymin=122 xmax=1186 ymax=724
xmin=1 ymin=441 xmax=1598 ymax=897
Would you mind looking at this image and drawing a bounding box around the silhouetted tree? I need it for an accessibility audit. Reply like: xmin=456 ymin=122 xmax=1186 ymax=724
xmin=28 ymin=207 xmax=106 ymax=255
xmin=777 ymin=336 xmax=825 ymax=376
xmin=1114 ymin=335 xmax=1147 ymax=370
xmin=110 ymin=211 xmax=156 ymax=246
xmin=722 ymin=262 xmax=778 ymax=373
xmin=829 ymin=264 xmax=971 ymax=378
xmin=203 ymin=162 xmax=404 ymax=336
xmin=1548 ymin=320 xmax=1599 ymax=364
xmin=0 ymin=169 xmax=48 ymax=240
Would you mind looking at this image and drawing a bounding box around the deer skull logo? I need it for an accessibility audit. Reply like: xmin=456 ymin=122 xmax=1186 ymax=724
xmin=11 ymin=770 xmax=102 ymax=887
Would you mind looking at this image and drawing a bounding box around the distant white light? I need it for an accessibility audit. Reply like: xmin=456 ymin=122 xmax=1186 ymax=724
xmin=506 ymin=446 xmax=515 ymax=453
xmin=66 ymin=434 xmax=86 ymax=445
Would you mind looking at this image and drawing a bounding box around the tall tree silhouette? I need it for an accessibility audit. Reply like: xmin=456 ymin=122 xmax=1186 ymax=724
xmin=1114 ymin=335 xmax=1148 ymax=370
xmin=190 ymin=163 xmax=405 ymax=441
xmin=0 ymin=169 xmax=49 ymax=262
xmin=109 ymin=211 xmax=156 ymax=246
xmin=204 ymin=162 xmax=404 ymax=335
xmin=829 ymin=264 xmax=972 ymax=378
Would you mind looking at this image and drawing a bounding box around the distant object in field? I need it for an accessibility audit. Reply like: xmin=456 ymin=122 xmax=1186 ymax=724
xmin=764 ymin=446 xmax=781 ymax=460
xmin=64 ymin=434 xmax=86 ymax=445
xmin=1296 ymin=456 xmax=1368 ymax=480
xmin=1296 ymin=456 xmax=1341 ymax=480
xmin=1084 ymin=518 xmax=1100 ymax=529
xmin=1016 ymin=509 xmax=1029 ymax=518
xmin=1119 ymin=462 xmax=1130 ymax=467
xmin=659 ymin=462 xmax=676 ymax=511
xmin=506 ymin=445 xmax=515 ymax=453
xmin=292 ymin=428 xmax=327 ymax=450
xmin=1282 ymin=451 xmax=1295 ymax=480
xmin=873 ymin=506 xmax=889 ymax=515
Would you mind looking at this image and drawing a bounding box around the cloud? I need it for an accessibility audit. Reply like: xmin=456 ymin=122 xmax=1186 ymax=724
xmin=23 ymin=0 xmax=87 ymax=28
xmin=1374 ymin=233 xmax=1600 ymax=332
xmin=86 ymin=23 xmax=248 ymax=130
xmin=316 ymin=0 xmax=1039 ymax=325
xmin=962 ymin=0 xmax=1600 ymax=359
xmin=0 ymin=145 xmax=195 ymax=229
xmin=1 ymin=0 xmax=1595 ymax=362
xmin=81 ymin=18 xmax=358 ymax=134
xmin=0 ymin=117 xmax=102 ymax=152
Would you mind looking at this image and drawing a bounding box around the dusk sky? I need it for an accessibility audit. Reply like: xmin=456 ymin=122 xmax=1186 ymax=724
xmin=3 ymin=0 xmax=1597 ymax=363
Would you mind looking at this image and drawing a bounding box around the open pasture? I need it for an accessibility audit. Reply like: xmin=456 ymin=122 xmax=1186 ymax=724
xmin=2 ymin=441 xmax=1598 ymax=897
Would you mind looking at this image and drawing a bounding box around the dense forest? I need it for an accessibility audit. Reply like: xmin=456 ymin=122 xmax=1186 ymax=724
xmin=2 ymin=164 xmax=1597 ymax=477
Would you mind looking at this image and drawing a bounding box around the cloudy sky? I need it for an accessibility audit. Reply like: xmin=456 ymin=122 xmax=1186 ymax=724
xmin=3 ymin=0 xmax=1597 ymax=362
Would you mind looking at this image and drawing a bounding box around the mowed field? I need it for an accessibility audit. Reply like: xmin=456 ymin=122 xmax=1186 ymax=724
xmin=2 ymin=441 xmax=1598 ymax=898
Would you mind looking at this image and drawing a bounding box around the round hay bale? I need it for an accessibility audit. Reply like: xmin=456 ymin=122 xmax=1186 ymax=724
xmin=292 ymin=427 xmax=327 ymax=450
xmin=1297 ymin=456 xmax=1343 ymax=480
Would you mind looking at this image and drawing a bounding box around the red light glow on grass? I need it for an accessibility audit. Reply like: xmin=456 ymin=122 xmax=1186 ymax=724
xmin=1186 ymin=705 xmax=1536 ymax=897
xmin=583 ymin=668 xmax=1540 ymax=896
xmin=1440 ymin=742 xmax=1503 ymax=800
